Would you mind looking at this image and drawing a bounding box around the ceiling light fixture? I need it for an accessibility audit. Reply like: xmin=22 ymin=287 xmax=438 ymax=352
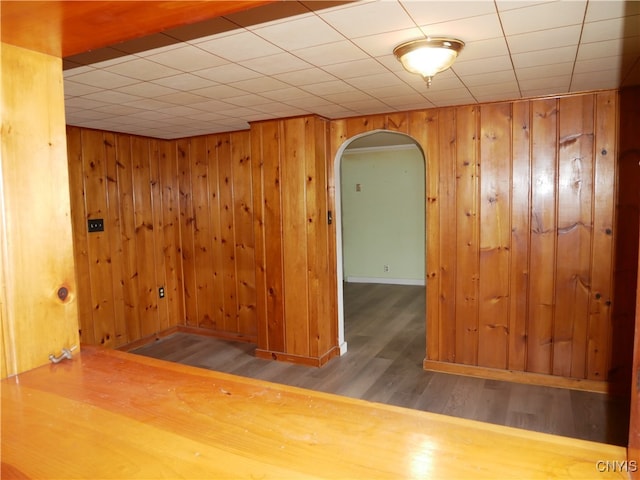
xmin=393 ymin=37 xmax=464 ymax=87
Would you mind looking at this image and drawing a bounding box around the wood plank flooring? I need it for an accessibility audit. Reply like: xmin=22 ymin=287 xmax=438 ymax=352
xmin=132 ymin=282 xmax=630 ymax=446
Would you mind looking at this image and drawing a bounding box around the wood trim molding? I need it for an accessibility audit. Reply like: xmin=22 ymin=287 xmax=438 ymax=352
xmin=256 ymin=346 xmax=341 ymax=367
xmin=423 ymin=359 xmax=610 ymax=394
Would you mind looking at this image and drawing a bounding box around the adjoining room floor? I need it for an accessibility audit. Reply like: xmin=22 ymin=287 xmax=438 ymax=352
xmin=133 ymin=282 xmax=629 ymax=446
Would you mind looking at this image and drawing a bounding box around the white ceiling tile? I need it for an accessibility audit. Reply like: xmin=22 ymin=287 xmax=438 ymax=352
xmin=322 ymin=58 xmax=390 ymax=79
xmin=197 ymin=31 xmax=283 ymax=61
xmin=499 ymin=1 xmax=587 ymax=36
xmin=581 ymin=16 xmax=640 ymax=43
xmin=274 ymin=68 xmax=338 ymax=86
xmin=458 ymin=37 xmax=511 ymax=62
xmin=64 ymin=96 xmax=110 ymax=110
xmin=253 ymin=14 xmax=345 ymax=50
xmin=241 ymin=52 xmax=313 ymax=75
xmin=302 ymin=80 xmax=357 ymax=96
xmin=469 ymin=80 xmax=521 ymax=97
xmin=319 ymin=1 xmax=416 ymax=38
xmin=194 ymin=63 xmax=262 ymax=83
xmin=511 ymin=45 xmax=578 ymax=69
xmin=192 ymin=84 xmax=247 ymax=99
xmin=293 ymin=40 xmax=370 ymax=66
xmin=224 ymin=94 xmax=274 ymax=108
xmin=577 ymin=37 xmax=639 ymax=61
xmin=123 ymin=98 xmax=179 ymax=112
xmin=189 ymin=99 xmax=237 ymax=112
xmin=145 ymin=45 xmax=228 ymax=71
xmin=104 ymin=58 xmax=183 ymax=81
xmin=495 ymin=1 xmax=556 ymax=13
xmin=585 ymin=1 xmax=640 ymax=22
xmin=519 ymin=74 xmax=570 ymax=91
xmin=453 ymin=55 xmax=514 ymax=75
xmin=64 ymin=81 xmax=103 ymax=97
xmin=151 ymin=73 xmax=214 ymax=91
xmin=114 ymin=82 xmax=177 ymax=98
xmin=158 ymin=105 xmax=212 ymax=117
xmin=516 ymin=62 xmax=573 ymax=80
xmin=420 ymin=14 xmax=504 ymax=42
xmin=311 ymin=104 xmax=356 ymax=118
xmin=472 ymin=90 xmax=521 ymax=103
xmin=183 ymin=111 xmax=228 ymax=122
xmin=367 ymin=83 xmax=418 ymax=98
xmin=573 ymin=55 xmax=626 ymax=74
xmin=65 ymin=109 xmax=116 ymax=121
xmin=155 ymin=92 xmax=209 ymax=105
xmin=231 ymin=76 xmax=290 ymax=93
xmin=261 ymin=86 xmax=313 ymax=102
xmin=401 ymin=1 xmax=497 ymax=25
xmin=351 ymin=28 xmax=425 ymax=57
xmin=347 ymin=72 xmax=406 ymax=90
xmin=462 ymin=69 xmax=517 ymax=87
xmin=94 ymin=104 xmax=146 ymax=116
xmin=320 ymin=90 xmax=375 ymax=104
xmin=64 ymin=70 xmax=139 ymax=89
xmin=506 ymin=25 xmax=582 ymax=54
xmin=81 ymin=90 xmax=142 ymax=105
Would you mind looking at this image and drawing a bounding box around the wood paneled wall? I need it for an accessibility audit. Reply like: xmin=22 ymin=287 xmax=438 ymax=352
xmin=68 ymin=128 xmax=257 ymax=348
xmin=329 ymin=91 xmax=621 ymax=383
xmin=68 ymin=89 xmax=634 ymax=386
xmin=251 ymin=116 xmax=338 ymax=365
xmin=177 ymin=132 xmax=257 ymax=340
xmin=67 ymin=128 xmax=183 ymax=347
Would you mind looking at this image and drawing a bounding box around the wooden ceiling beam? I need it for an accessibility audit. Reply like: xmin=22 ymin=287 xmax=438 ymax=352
xmin=1 ymin=1 xmax=273 ymax=57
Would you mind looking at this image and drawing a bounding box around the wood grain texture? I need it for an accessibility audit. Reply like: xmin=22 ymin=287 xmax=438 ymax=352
xmin=1 ymin=43 xmax=79 ymax=376
xmin=1 ymin=345 xmax=628 ymax=479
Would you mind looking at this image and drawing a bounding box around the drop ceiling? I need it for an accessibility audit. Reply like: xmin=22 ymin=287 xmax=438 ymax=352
xmin=63 ymin=0 xmax=640 ymax=140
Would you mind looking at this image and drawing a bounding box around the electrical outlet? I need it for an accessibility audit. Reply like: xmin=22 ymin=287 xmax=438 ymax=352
xmin=383 ymin=264 xmax=389 ymax=272
xmin=87 ymin=218 xmax=104 ymax=233
xmin=158 ymin=287 xmax=165 ymax=298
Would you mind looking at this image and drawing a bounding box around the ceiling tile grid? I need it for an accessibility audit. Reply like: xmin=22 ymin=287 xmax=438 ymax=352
xmin=62 ymin=0 xmax=640 ymax=139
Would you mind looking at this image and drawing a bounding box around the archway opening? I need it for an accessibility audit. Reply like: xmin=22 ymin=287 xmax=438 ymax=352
xmin=334 ymin=130 xmax=426 ymax=359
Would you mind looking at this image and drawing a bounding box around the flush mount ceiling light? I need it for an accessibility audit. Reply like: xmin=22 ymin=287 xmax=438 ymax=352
xmin=393 ymin=37 xmax=464 ymax=87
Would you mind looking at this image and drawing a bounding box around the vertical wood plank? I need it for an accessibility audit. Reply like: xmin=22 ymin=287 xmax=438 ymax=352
xmin=115 ymin=134 xmax=141 ymax=342
xmin=131 ymin=136 xmax=158 ymax=337
xmin=410 ymin=110 xmax=440 ymax=362
xmin=158 ymin=139 xmax=183 ymax=328
xmin=438 ymin=108 xmax=457 ymax=363
xmin=178 ymin=139 xmax=198 ymax=327
xmin=478 ymin=102 xmax=512 ymax=369
xmin=217 ymin=134 xmax=240 ymax=333
xmin=527 ymin=98 xmax=558 ymax=375
xmin=231 ymin=131 xmax=257 ymax=337
xmin=149 ymin=140 xmax=169 ymax=333
xmin=104 ymin=132 xmax=128 ymax=345
xmin=282 ymin=118 xmax=310 ymax=357
xmin=82 ymin=129 xmax=116 ymax=347
xmin=587 ymin=91 xmax=617 ymax=381
xmin=508 ymin=101 xmax=531 ymax=372
xmin=190 ymin=136 xmax=215 ymax=329
xmin=454 ymin=105 xmax=479 ymax=365
xmin=206 ymin=134 xmax=225 ymax=330
xmin=554 ymin=95 xmax=594 ymax=378
xmin=66 ymin=126 xmax=94 ymax=345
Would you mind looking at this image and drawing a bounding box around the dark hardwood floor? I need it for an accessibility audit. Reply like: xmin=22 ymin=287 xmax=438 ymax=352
xmin=132 ymin=282 xmax=629 ymax=446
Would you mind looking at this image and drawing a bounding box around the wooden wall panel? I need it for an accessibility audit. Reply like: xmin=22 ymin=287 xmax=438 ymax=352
xmin=454 ymin=106 xmax=479 ymax=366
xmin=251 ymin=116 xmax=336 ymax=365
xmin=478 ymin=102 xmax=511 ymax=369
xmin=327 ymin=90 xmax=624 ymax=385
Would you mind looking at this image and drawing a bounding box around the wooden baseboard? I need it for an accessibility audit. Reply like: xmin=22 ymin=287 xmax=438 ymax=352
xmin=422 ymin=359 xmax=610 ymax=394
xmin=115 ymin=326 xmax=180 ymax=352
xmin=176 ymin=325 xmax=257 ymax=344
xmin=256 ymin=346 xmax=341 ymax=367
xmin=116 ymin=326 xmax=257 ymax=352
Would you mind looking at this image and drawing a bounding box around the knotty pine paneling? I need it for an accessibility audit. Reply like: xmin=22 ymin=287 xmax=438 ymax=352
xmin=251 ymin=116 xmax=337 ymax=365
xmin=328 ymin=91 xmax=624 ymax=382
xmin=178 ymin=132 xmax=257 ymax=339
xmin=68 ymin=128 xmax=184 ymax=347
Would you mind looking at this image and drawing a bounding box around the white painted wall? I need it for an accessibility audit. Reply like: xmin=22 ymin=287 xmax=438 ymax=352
xmin=341 ymin=145 xmax=425 ymax=285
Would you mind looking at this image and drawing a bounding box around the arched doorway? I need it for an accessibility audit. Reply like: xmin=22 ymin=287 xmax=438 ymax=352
xmin=334 ymin=130 xmax=426 ymax=356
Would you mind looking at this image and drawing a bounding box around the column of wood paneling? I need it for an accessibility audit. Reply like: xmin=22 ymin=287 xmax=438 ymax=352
xmin=508 ymin=101 xmax=531 ymax=372
xmin=455 ymin=105 xmax=480 ymax=366
xmin=478 ymin=102 xmax=512 ymax=369
xmin=553 ymin=95 xmax=594 ymax=378
xmin=252 ymin=116 xmax=337 ymax=365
